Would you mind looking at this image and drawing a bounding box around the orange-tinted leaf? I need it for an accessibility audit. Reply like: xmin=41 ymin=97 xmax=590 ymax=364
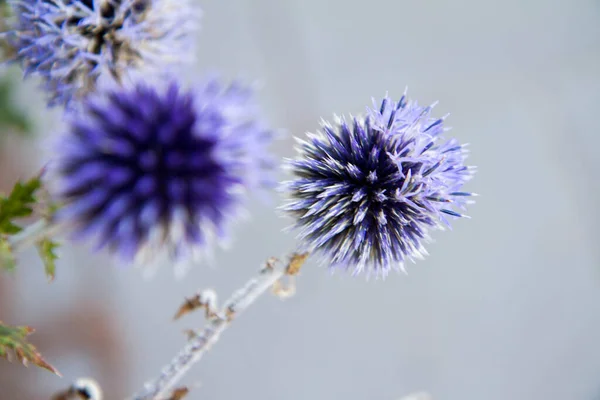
xmin=173 ymin=295 xmax=202 ymax=320
xmin=168 ymin=387 xmax=189 ymax=400
xmin=0 ymin=321 xmax=61 ymax=376
xmin=286 ymin=252 xmax=309 ymax=275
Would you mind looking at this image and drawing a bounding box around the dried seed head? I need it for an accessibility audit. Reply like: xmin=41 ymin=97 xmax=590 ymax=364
xmin=6 ymin=0 xmax=199 ymax=107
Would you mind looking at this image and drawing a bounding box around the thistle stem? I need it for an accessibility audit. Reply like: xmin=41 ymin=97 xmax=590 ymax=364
xmin=131 ymin=255 xmax=304 ymax=400
xmin=8 ymin=219 xmax=57 ymax=252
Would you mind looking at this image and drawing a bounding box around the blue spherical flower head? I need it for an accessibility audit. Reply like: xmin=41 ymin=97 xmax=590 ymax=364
xmin=282 ymin=93 xmax=476 ymax=278
xmin=5 ymin=0 xmax=199 ymax=107
xmin=54 ymin=79 xmax=276 ymax=272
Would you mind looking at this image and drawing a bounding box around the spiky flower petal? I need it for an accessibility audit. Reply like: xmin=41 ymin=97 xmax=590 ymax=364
xmin=5 ymin=0 xmax=199 ymax=107
xmin=282 ymin=93 xmax=476 ymax=278
xmin=53 ymin=79 xmax=276 ymax=271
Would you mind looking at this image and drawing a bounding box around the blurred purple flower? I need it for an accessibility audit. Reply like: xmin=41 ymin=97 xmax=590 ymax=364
xmin=54 ymin=79 xmax=276 ymax=272
xmin=282 ymin=93 xmax=476 ymax=278
xmin=5 ymin=0 xmax=199 ymax=107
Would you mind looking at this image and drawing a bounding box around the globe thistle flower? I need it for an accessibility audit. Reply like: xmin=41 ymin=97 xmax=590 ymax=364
xmin=282 ymin=92 xmax=476 ymax=278
xmin=51 ymin=377 xmax=103 ymax=400
xmin=5 ymin=0 xmax=199 ymax=107
xmin=53 ymin=78 xmax=276 ymax=271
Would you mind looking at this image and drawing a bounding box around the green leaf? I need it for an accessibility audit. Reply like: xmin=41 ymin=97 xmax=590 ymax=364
xmin=0 ymin=176 xmax=62 ymax=277
xmin=0 ymin=238 xmax=15 ymax=271
xmin=36 ymin=239 xmax=59 ymax=282
xmin=0 ymin=321 xmax=61 ymax=376
xmin=0 ymin=176 xmax=42 ymax=235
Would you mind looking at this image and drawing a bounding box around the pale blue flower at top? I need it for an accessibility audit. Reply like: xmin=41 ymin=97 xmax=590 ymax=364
xmin=282 ymin=92 xmax=476 ymax=278
xmin=5 ymin=0 xmax=199 ymax=107
xmin=54 ymin=78 xmax=277 ymax=273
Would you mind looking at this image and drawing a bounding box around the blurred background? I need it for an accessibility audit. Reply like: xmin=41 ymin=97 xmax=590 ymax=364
xmin=1 ymin=0 xmax=600 ymax=399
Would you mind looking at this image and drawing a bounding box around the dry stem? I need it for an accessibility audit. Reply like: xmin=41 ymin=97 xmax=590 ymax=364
xmin=130 ymin=253 xmax=307 ymax=400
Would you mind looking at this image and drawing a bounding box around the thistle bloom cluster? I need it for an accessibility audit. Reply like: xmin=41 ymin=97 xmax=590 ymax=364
xmin=282 ymin=94 xmax=475 ymax=277
xmin=5 ymin=0 xmax=198 ymax=107
xmin=2 ymin=0 xmax=481 ymax=395
xmin=54 ymin=79 xmax=275 ymax=269
xmin=3 ymin=0 xmax=476 ymax=279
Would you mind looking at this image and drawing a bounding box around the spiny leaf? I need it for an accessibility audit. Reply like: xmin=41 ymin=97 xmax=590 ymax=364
xmin=0 ymin=175 xmax=61 ymax=276
xmin=36 ymin=239 xmax=59 ymax=282
xmin=0 ymin=176 xmax=42 ymax=235
xmin=0 ymin=237 xmax=15 ymax=271
xmin=0 ymin=321 xmax=61 ymax=376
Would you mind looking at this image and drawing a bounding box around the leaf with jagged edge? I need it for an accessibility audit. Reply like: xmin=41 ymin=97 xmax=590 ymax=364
xmin=36 ymin=238 xmax=59 ymax=282
xmin=0 ymin=176 xmax=42 ymax=235
xmin=0 ymin=175 xmax=46 ymax=272
xmin=0 ymin=321 xmax=61 ymax=376
xmin=0 ymin=238 xmax=15 ymax=271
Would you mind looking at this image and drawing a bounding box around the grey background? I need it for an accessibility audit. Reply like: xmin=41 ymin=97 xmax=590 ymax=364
xmin=7 ymin=0 xmax=600 ymax=399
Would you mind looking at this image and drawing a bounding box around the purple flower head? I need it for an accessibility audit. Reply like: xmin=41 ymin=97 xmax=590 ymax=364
xmin=282 ymin=92 xmax=476 ymax=278
xmin=5 ymin=0 xmax=199 ymax=107
xmin=54 ymin=79 xmax=276 ymax=272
